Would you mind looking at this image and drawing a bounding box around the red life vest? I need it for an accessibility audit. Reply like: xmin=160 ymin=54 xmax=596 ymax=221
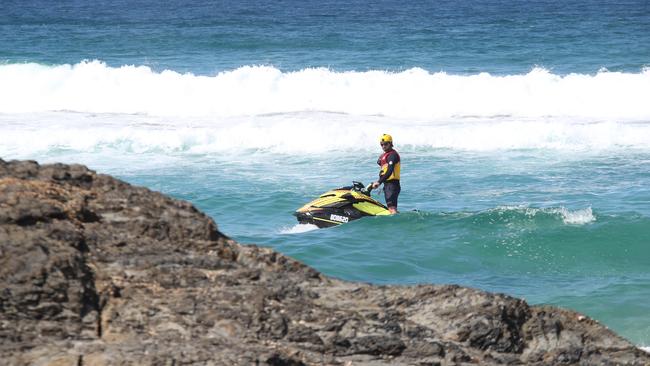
xmin=378 ymin=150 xmax=401 ymax=181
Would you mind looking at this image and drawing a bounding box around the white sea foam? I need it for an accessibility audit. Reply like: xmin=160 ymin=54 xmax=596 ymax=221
xmin=493 ymin=205 xmax=596 ymax=225
xmin=1 ymin=60 xmax=649 ymax=119
xmin=1 ymin=61 xmax=650 ymax=156
xmin=554 ymin=207 xmax=596 ymax=225
xmin=279 ymin=224 xmax=320 ymax=234
xmin=2 ymin=111 xmax=650 ymax=157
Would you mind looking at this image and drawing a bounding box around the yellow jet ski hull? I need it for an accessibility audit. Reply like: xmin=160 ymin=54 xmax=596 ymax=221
xmin=294 ymin=182 xmax=390 ymax=228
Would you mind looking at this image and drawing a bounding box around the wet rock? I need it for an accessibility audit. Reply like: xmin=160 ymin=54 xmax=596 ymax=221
xmin=1 ymin=158 xmax=649 ymax=365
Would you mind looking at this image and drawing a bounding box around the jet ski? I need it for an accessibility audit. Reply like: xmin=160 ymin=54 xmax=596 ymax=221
xmin=294 ymin=181 xmax=390 ymax=228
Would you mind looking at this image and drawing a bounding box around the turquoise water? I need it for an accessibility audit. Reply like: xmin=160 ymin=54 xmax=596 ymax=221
xmin=1 ymin=0 xmax=650 ymax=347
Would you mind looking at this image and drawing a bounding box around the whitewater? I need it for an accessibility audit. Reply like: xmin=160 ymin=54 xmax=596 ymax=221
xmin=2 ymin=61 xmax=650 ymax=119
xmin=2 ymin=61 xmax=650 ymax=157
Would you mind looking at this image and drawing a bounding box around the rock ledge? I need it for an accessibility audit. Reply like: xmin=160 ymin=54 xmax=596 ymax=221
xmin=1 ymin=159 xmax=648 ymax=365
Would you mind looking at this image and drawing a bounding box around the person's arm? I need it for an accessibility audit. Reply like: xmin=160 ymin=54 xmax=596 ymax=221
xmin=377 ymin=158 xmax=396 ymax=184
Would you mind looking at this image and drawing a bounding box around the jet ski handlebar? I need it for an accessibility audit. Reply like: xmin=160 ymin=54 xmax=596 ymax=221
xmin=352 ymin=181 xmax=374 ymax=196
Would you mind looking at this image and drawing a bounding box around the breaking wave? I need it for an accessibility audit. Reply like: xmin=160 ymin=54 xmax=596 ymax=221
xmin=1 ymin=60 xmax=649 ymax=120
xmin=465 ymin=205 xmax=597 ymax=227
xmin=2 ymin=61 xmax=650 ymax=156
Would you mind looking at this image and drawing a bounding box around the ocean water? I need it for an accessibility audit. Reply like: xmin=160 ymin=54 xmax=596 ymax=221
xmin=1 ymin=0 xmax=650 ymax=348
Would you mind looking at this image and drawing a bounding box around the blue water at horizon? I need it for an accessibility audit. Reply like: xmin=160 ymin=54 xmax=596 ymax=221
xmin=1 ymin=0 xmax=649 ymax=74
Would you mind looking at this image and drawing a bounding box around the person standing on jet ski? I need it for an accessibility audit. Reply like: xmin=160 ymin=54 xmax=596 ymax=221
xmin=372 ymin=134 xmax=401 ymax=214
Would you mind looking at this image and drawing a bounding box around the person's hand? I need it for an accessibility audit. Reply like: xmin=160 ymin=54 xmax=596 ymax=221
xmin=372 ymin=181 xmax=380 ymax=189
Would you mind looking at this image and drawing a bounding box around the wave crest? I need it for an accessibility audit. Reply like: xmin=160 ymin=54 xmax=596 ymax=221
xmin=1 ymin=60 xmax=649 ymax=120
xmin=472 ymin=205 xmax=596 ymax=226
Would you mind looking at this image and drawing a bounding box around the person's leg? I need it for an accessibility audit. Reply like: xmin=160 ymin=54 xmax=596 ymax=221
xmin=384 ymin=181 xmax=400 ymax=214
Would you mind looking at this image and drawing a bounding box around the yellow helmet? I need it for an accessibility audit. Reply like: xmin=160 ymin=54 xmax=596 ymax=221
xmin=380 ymin=134 xmax=393 ymax=144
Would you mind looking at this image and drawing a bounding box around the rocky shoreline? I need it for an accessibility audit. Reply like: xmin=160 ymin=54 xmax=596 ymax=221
xmin=1 ymin=158 xmax=648 ymax=365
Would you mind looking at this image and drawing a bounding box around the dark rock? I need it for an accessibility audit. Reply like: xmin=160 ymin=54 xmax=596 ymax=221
xmin=287 ymin=324 xmax=323 ymax=345
xmin=1 ymin=159 xmax=649 ymax=365
xmin=266 ymin=353 xmax=307 ymax=366
xmin=353 ymin=335 xmax=406 ymax=356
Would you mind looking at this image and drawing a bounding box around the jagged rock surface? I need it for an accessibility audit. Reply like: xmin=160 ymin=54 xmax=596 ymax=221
xmin=1 ymin=158 xmax=648 ymax=365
